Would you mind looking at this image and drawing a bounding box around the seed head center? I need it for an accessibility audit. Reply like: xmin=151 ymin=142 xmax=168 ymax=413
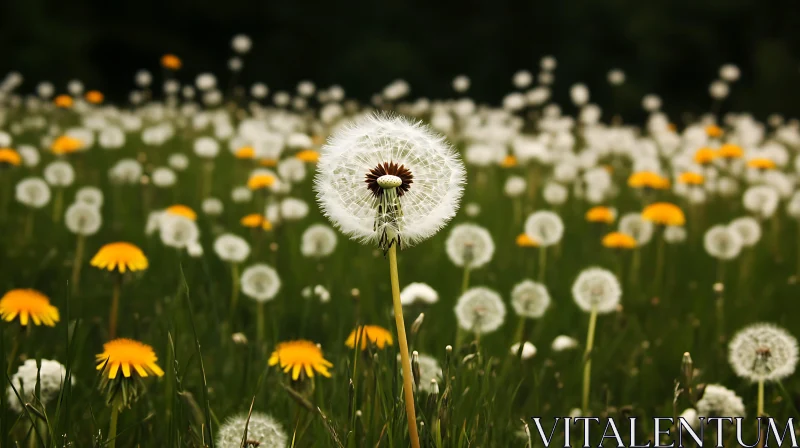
xmin=377 ymin=174 xmax=403 ymax=189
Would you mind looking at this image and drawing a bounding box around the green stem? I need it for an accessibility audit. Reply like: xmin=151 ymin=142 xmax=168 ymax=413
xmin=461 ymin=266 xmax=471 ymax=295
xmin=229 ymin=263 xmax=240 ymax=325
xmin=108 ymin=406 xmax=119 ymax=448
xmin=257 ymin=302 xmax=265 ymax=342
xmin=538 ymin=247 xmax=547 ymax=283
xmin=654 ymin=232 xmax=666 ymax=294
xmin=70 ymin=235 xmax=85 ymax=297
xmin=109 ymin=276 xmax=121 ymax=339
xmin=581 ymin=307 xmax=598 ymax=413
xmin=52 ymin=188 xmax=64 ymax=223
xmin=388 ymin=245 xmax=421 ymax=448
xmin=24 ymin=209 xmax=34 ymax=242
xmin=757 ymin=379 xmax=765 ymax=417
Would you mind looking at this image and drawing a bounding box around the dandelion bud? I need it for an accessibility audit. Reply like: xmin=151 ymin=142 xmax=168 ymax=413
xmin=713 ymin=282 xmax=724 ymax=294
xmin=462 ymin=353 xmax=476 ymax=364
xmin=682 ymin=352 xmax=693 ymax=386
xmin=411 ymin=313 xmax=425 ymax=336
xmin=411 ymin=351 xmax=421 ymax=389
xmin=232 ymin=332 xmax=248 ymax=345
xmin=350 ymin=288 xmax=360 ymax=299
xmin=355 ymin=410 xmax=362 ymax=418
xmin=430 ymin=379 xmax=439 ymax=395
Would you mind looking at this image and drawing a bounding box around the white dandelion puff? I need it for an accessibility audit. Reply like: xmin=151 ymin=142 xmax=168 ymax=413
xmin=524 ymin=211 xmax=564 ymax=247
xmin=215 ymin=412 xmax=287 ymax=448
xmin=400 ymin=282 xmax=439 ymax=306
xmin=728 ymin=323 xmax=798 ymax=382
xmin=159 ymin=214 xmax=200 ymax=250
xmin=696 ymin=384 xmax=746 ymax=418
xmin=65 ymin=202 xmax=102 ymax=236
xmin=510 ymin=280 xmax=551 ymax=319
xmin=75 ymin=186 xmax=104 ymax=208
xmin=314 ymin=113 xmax=466 ymax=252
xmin=202 ymin=197 xmax=224 ymax=216
xmin=664 ymin=226 xmax=687 ymax=244
xmin=44 ymin=161 xmax=75 ymax=187
xmin=7 ymin=359 xmax=73 ymax=414
xmin=728 ymin=216 xmax=762 ymax=247
xmin=300 ymin=224 xmax=338 ymax=258
xmin=703 ymin=225 xmax=743 ymax=261
xmin=743 ymin=185 xmax=779 ymax=219
xmin=571 ymin=267 xmax=622 ymax=314
xmin=618 ymin=213 xmax=654 ymax=246
xmin=15 ymin=177 xmax=51 ymax=208
xmin=445 ymin=223 xmax=495 ymax=269
xmin=454 ymin=287 xmax=506 ymax=334
xmin=240 ymin=264 xmax=281 ymax=303
xmin=213 ymin=233 xmax=251 ymax=263
xmin=280 ymin=197 xmax=309 ymax=221
xmin=168 ymin=153 xmax=190 ymax=171
xmin=151 ymin=167 xmax=177 ymax=188
xmin=504 ymin=176 xmax=527 ymax=198
xmin=231 ymin=187 xmax=253 ymax=203
xmin=551 ymin=335 xmax=579 ymax=352
xmin=510 ymin=342 xmax=537 ymax=359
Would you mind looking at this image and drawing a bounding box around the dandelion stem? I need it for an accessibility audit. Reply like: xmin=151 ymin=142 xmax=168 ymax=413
xmin=581 ymin=307 xmax=598 ymax=413
xmin=202 ymin=161 xmax=214 ymax=200
xmin=109 ymin=275 xmax=121 ymax=338
xmin=23 ymin=208 xmax=34 ymax=242
xmin=461 ymin=266 xmax=471 ymax=295
xmin=257 ymin=302 xmax=265 ymax=342
xmin=229 ymin=263 xmax=240 ymax=325
xmin=388 ymin=244 xmax=421 ymax=448
xmin=654 ymin=231 xmax=666 ymax=294
xmin=107 ymin=406 xmax=119 ymax=448
xmin=538 ymin=247 xmax=547 ymax=283
xmin=70 ymin=235 xmax=85 ymax=296
xmin=757 ymin=379 xmax=765 ymax=417
xmin=52 ymin=188 xmax=63 ymax=223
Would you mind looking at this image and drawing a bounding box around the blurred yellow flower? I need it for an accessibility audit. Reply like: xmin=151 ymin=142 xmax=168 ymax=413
xmin=678 ymin=172 xmax=704 ymax=185
xmin=269 ymin=340 xmax=333 ymax=380
xmin=248 ymin=174 xmax=275 ymax=190
xmin=235 ymin=146 xmax=255 ymax=159
xmin=51 ymin=136 xmax=83 ymax=155
xmin=0 ymin=148 xmax=21 ymax=166
xmin=747 ymin=158 xmax=776 ymax=170
xmin=85 ymin=90 xmax=104 ymax=104
xmin=161 ymin=54 xmax=182 ymax=70
xmin=95 ymin=338 xmax=164 ymax=379
xmin=642 ymin=203 xmax=685 ymax=226
xmin=295 ymin=150 xmax=320 ymax=163
xmin=165 ymin=204 xmax=197 ymax=221
xmin=259 ymin=158 xmax=278 ymax=167
xmin=628 ymin=171 xmax=669 ymax=190
xmin=0 ymin=289 xmax=59 ymax=327
xmin=585 ymin=206 xmax=616 ymax=224
xmin=516 ymin=233 xmax=538 ymax=247
xmin=705 ymin=124 xmax=723 ymax=138
xmin=345 ymin=325 xmax=394 ymax=350
xmin=54 ymin=95 xmax=73 ymax=108
xmin=500 ymin=155 xmax=517 ymax=168
xmin=91 ymin=242 xmax=149 ymax=274
xmin=241 ymin=213 xmax=272 ymax=230
xmin=602 ymin=232 xmax=636 ymax=249
xmin=693 ymin=147 xmax=717 ymax=165
xmin=718 ymin=143 xmax=743 ymax=159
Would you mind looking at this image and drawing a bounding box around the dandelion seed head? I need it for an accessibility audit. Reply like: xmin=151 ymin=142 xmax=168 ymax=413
xmin=400 ymin=282 xmax=439 ymax=306
xmin=571 ymin=267 xmax=622 ymax=314
xmin=504 ymin=176 xmax=526 ymax=198
xmin=510 ymin=342 xmax=537 ymax=359
xmin=524 ymin=211 xmax=564 ymax=247
xmin=159 ymin=214 xmax=199 ymax=249
xmin=696 ymin=384 xmax=745 ymax=418
xmin=511 ymin=280 xmax=551 ymax=319
xmin=44 ymin=160 xmax=75 ymax=187
xmin=618 ymin=213 xmax=654 ymax=246
xmin=7 ymin=359 xmax=72 ymax=413
xmin=445 ymin=223 xmax=495 ymax=269
xmin=213 ymin=233 xmax=251 ymax=263
xmin=300 ymin=224 xmax=338 ymax=258
xmin=15 ymin=177 xmax=51 ymax=208
xmin=728 ymin=216 xmax=761 ymax=247
xmin=703 ymin=225 xmax=743 ymax=260
xmin=241 ymin=263 xmax=281 ymax=303
xmin=65 ymin=202 xmax=102 ymax=236
xmin=454 ymin=287 xmax=506 ymax=334
xmin=151 ymin=167 xmax=177 ymax=188
xmin=728 ymin=323 xmax=799 ymax=382
xmin=551 ymin=335 xmax=579 ymax=352
xmin=280 ymin=197 xmax=309 ymax=221
xmin=216 ymin=412 xmax=287 ymax=448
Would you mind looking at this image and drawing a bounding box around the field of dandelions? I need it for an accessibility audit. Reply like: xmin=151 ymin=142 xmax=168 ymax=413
xmin=1 ymin=35 xmax=800 ymax=447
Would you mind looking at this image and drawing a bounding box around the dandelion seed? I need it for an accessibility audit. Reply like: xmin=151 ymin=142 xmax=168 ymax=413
xmin=454 ymin=287 xmax=506 ymax=334
xmin=7 ymin=359 xmax=72 ymax=413
xmin=216 ymin=412 xmax=287 ymax=448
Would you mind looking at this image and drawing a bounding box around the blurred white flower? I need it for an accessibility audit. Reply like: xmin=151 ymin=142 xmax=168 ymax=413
xmin=251 ymin=82 xmax=269 ymax=99
xmin=452 ymin=75 xmax=470 ymax=93
xmin=510 ymin=342 xmax=537 ymax=359
xmin=607 ymin=69 xmax=626 ymax=86
xmin=504 ymin=176 xmax=526 ymax=198
xmin=168 ymin=153 xmax=189 ymax=171
xmin=152 ymin=167 xmax=177 ymax=188
xmin=44 ymin=161 xmax=75 ymax=187
xmin=511 ymin=280 xmax=550 ymax=319
xmin=216 ymin=412 xmax=286 ymax=448
xmin=618 ymin=213 xmax=654 ymax=246
xmin=570 ymin=84 xmax=589 ymax=106
xmin=7 ymin=359 xmax=72 ymax=414
xmin=571 ymin=267 xmax=621 ymax=314
xmin=512 ymin=70 xmax=533 ymax=89
xmin=301 ymin=224 xmax=338 ymax=258
xmin=15 ymin=177 xmax=51 ymax=208
xmin=664 ymin=226 xmax=687 ymax=244
xmin=719 ymin=64 xmax=741 ymax=82
xmin=464 ymin=202 xmax=481 ymax=217
xmin=400 ymin=282 xmax=439 ymax=306
xmin=551 ymin=335 xmax=579 ymax=352
xmin=98 ymin=127 xmax=125 ymax=149
xmin=728 ymin=216 xmax=761 ymax=247
xmin=109 ymin=159 xmax=143 ymax=185
xmin=696 ymin=384 xmax=745 ymax=418
xmin=213 ymin=233 xmax=251 ymax=263
xmin=65 ymin=202 xmax=102 ymax=236
xmin=524 ymin=211 xmax=564 ymax=247
xmin=240 ymin=264 xmax=281 ymax=302
xmin=542 ymin=182 xmax=568 ymax=206
xmin=202 ymin=197 xmax=224 ymax=216
xmin=728 ymin=323 xmax=798 ymax=382
xmin=17 ymin=145 xmax=39 ymax=167
xmin=281 ymin=197 xmax=309 ymax=221
xmin=194 ymin=137 xmax=220 ymax=159
xmin=196 ymin=73 xmax=217 ymax=91
xmin=642 ymin=94 xmax=662 ymax=112
xmin=703 ymin=225 xmax=743 ymax=260
xmin=709 ymin=80 xmax=729 ymax=100
xmin=454 ymin=287 xmax=506 ymax=334
xmin=743 ymin=185 xmax=779 ymax=218
xmin=445 ymin=223 xmax=495 ymax=269
xmin=231 ymin=34 xmax=253 ymax=54
xmin=135 ymin=70 xmax=152 ymax=87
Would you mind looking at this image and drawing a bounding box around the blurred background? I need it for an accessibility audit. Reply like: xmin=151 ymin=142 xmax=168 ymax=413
xmin=1 ymin=0 xmax=799 ymax=120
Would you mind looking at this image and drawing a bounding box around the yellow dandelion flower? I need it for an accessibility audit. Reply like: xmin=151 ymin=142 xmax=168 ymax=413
xmin=0 ymin=289 xmax=59 ymax=327
xmin=54 ymin=95 xmax=73 ymax=108
xmin=247 ymin=174 xmax=275 ymax=190
xmin=165 ymin=204 xmax=197 ymax=221
xmin=628 ymin=171 xmax=670 ymax=190
xmin=0 ymin=148 xmax=22 ymax=166
xmin=91 ymin=242 xmax=149 ymax=274
xmin=161 ymin=54 xmax=182 ymax=70
xmin=240 ymin=213 xmax=264 ymax=228
xmin=705 ymin=124 xmax=723 ymax=138
xmin=516 ymin=233 xmax=538 ymax=247
xmin=678 ymin=172 xmax=704 ymax=185
xmin=602 ymin=232 xmax=637 ymax=249
xmin=500 ymin=155 xmax=517 ymax=168
xmin=585 ymin=206 xmax=616 ymax=224
xmin=51 ymin=136 xmax=83 ymax=155
xmin=642 ymin=202 xmax=685 ymax=226
xmin=268 ymin=340 xmax=333 ymax=380
xmin=259 ymin=158 xmax=278 ymax=167
xmin=235 ymin=146 xmax=256 ymax=159
xmin=693 ymin=147 xmax=717 ymax=165
xmin=295 ymin=150 xmax=320 ymax=163
xmin=718 ymin=143 xmax=743 ymax=159
xmin=85 ymin=90 xmax=104 ymax=104
xmin=345 ymin=325 xmax=394 ymax=350
xmin=747 ymin=158 xmax=776 ymax=170
xmin=95 ymin=338 xmax=164 ymax=379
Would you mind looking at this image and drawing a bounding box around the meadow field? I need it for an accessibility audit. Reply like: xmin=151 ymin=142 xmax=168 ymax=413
xmin=0 ymin=43 xmax=799 ymax=447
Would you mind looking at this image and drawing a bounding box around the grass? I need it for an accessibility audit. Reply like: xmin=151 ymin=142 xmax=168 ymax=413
xmin=0 ymin=109 xmax=799 ymax=447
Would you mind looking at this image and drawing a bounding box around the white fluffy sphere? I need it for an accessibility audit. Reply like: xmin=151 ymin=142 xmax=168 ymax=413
xmin=445 ymin=223 xmax=495 ymax=269
xmin=571 ymin=267 xmax=621 ymax=314
xmin=240 ymin=264 xmax=281 ymax=302
xmin=454 ymin=287 xmax=506 ymax=334
xmin=510 ymin=280 xmax=551 ymax=319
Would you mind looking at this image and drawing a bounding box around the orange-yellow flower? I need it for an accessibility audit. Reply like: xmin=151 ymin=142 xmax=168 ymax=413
xmin=693 ymin=147 xmax=717 ymax=165
xmin=747 ymin=158 xmax=776 ymax=170
xmin=259 ymin=159 xmax=278 ymax=167
xmin=718 ymin=143 xmax=743 ymax=159
xmin=585 ymin=206 xmax=616 ymax=224
xmin=678 ymin=172 xmax=704 ymax=185
xmin=269 ymin=340 xmax=333 ymax=380
xmin=54 ymin=95 xmax=73 ymax=108
xmin=85 ymin=90 xmax=104 ymax=104
xmin=240 ymin=213 xmax=272 ymax=230
xmin=248 ymin=174 xmax=275 ymax=190
xmin=0 ymin=148 xmax=21 ymax=166
xmin=95 ymin=338 xmax=164 ymax=379
xmin=516 ymin=233 xmax=538 ymax=248
xmin=90 ymin=242 xmax=149 ymax=274
xmin=642 ymin=202 xmax=685 ymax=226
xmin=0 ymin=289 xmax=59 ymax=327
xmin=165 ymin=204 xmax=197 ymax=221
xmin=160 ymin=54 xmax=182 ymax=70
xmin=295 ymin=150 xmax=320 ymax=163
xmin=705 ymin=124 xmax=723 ymax=138
xmin=628 ymin=171 xmax=670 ymax=190
xmin=500 ymin=155 xmax=517 ymax=168
xmin=602 ymin=232 xmax=637 ymax=249
xmin=51 ymin=136 xmax=83 ymax=155
xmin=235 ymin=146 xmax=255 ymax=159
xmin=345 ymin=325 xmax=394 ymax=350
